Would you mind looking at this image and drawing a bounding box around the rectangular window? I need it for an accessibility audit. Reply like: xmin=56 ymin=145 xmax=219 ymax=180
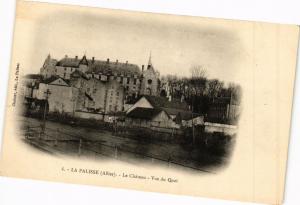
xmin=134 ymin=78 xmax=137 ymax=85
xmin=127 ymin=78 xmax=130 ymax=84
xmin=116 ymin=92 xmax=119 ymax=96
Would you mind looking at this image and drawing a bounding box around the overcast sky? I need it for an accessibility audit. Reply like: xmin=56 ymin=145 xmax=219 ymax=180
xmin=16 ymin=3 xmax=246 ymax=84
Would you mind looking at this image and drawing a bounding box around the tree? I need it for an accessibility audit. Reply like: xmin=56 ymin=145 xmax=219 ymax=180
xmin=207 ymin=79 xmax=224 ymax=99
xmin=228 ymin=83 xmax=242 ymax=105
xmin=189 ymin=65 xmax=208 ymax=96
xmin=190 ymin=65 xmax=207 ymax=79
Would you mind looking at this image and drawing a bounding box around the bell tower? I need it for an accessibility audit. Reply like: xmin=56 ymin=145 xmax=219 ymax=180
xmin=140 ymin=52 xmax=159 ymax=96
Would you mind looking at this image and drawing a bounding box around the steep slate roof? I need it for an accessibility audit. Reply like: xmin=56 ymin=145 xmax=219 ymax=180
xmin=126 ymin=107 xmax=163 ymax=120
xmin=57 ymin=58 xmax=81 ymax=67
xmin=70 ymin=70 xmax=89 ymax=80
xmin=40 ymin=76 xmax=70 ymax=86
xmin=89 ymin=61 xmax=140 ymax=76
xmin=56 ymin=56 xmax=141 ymax=76
xmin=143 ymin=95 xmax=189 ymax=110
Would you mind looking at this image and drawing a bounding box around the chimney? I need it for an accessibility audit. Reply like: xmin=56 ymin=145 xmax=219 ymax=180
xmin=107 ymin=58 xmax=110 ymax=64
xmin=92 ymin=57 xmax=95 ymax=63
xmin=116 ymin=59 xmax=118 ymax=64
xmin=126 ymin=60 xmax=128 ymax=65
xmin=64 ymin=55 xmax=68 ymax=58
xmin=142 ymin=65 xmax=144 ymax=71
xmin=75 ymin=56 xmax=78 ymax=60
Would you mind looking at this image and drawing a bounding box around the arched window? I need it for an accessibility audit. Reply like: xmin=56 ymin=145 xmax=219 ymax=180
xmin=160 ymin=89 xmax=167 ymax=98
xmin=146 ymin=88 xmax=151 ymax=95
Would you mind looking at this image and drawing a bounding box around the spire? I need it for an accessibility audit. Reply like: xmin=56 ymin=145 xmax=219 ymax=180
xmin=148 ymin=51 xmax=152 ymax=66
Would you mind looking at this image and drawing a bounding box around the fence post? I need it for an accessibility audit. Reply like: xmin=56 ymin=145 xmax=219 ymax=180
xmin=38 ymin=125 xmax=42 ymax=140
xmin=78 ymin=138 xmax=82 ymax=156
xmin=25 ymin=126 xmax=30 ymax=140
xmin=114 ymin=146 xmax=118 ymax=159
xmin=168 ymin=156 xmax=171 ymax=168
xmin=54 ymin=128 xmax=58 ymax=146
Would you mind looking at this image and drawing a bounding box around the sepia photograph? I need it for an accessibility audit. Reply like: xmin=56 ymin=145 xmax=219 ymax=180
xmin=1 ymin=1 xmax=299 ymax=204
xmin=16 ymin=3 xmax=242 ymax=173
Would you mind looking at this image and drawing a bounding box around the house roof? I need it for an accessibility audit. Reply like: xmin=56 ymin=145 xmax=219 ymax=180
xmin=57 ymin=58 xmax=81 ymax=67
xmin=143 ymin=95 xmax=189 ymax=110
xmin=89 ymin=61 xmax=141 ymax=76
xmin=126 ymin=107 xmax=163 ymax=120
xmin=40 ymin=76 xmax=70 ymax=86
xmin=70 ymin=70 xmax=89 ymax=80
xmin=56 ymin=56 xmax=141 ymax=76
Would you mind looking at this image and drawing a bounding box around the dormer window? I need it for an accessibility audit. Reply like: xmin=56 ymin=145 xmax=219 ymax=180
xmin=148 ymin=79 xmax=152 ymax=85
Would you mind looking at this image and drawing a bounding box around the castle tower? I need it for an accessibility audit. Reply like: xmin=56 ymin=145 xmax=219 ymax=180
xmin=140 ymin=53 xmax=159 ymax=96
xmin=40 ymin=53 xmax=57 ymax=79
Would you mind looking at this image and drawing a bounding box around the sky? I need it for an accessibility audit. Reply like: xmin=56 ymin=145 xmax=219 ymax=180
xmin=15 ymin=2 xmax=246 ymax=84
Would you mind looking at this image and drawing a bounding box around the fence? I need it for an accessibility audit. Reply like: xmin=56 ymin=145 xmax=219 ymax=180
xmin=23 ymin=125 xmax=212 ymax=173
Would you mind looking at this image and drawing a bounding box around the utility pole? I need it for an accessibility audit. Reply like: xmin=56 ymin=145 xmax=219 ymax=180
xmin=72 ymin=92 xmax=76 ymax=118
xmin=42 ymin=89 xmax=51 ymax=132
xmin=192 ymin=94 xmax=195 ymax=145
xmin=114 ymin=105 xmax=117 ymax=134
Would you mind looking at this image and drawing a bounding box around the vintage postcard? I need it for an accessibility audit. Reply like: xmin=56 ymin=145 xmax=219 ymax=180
xmin=0 ymin=1 xmax=299 ymax=204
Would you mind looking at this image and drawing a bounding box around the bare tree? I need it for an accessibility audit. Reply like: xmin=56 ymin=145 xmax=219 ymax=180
xmin=189 ymin=65 xmax=207 ymax=96
xmin=190 ymin=65 xmax=207 ymax=80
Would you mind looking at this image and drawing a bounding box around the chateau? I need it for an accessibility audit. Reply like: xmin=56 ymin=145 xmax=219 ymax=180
xmin=21 ymin=52 xmax=239 ymax=131
xmin=40 ymin=54 xmax=160 ymax=97
xmin=23 ymin=54 xmax=161 ymax=117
